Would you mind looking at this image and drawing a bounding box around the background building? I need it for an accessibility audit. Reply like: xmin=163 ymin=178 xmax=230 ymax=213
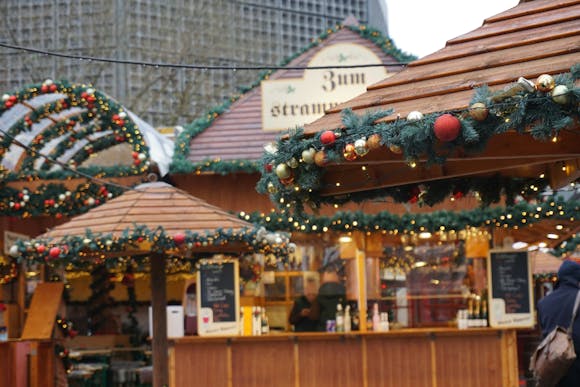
xmin=0 ymin=0 xmax=391 ymax=127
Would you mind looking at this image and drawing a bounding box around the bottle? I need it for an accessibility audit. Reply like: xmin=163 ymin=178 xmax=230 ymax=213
xmin=261 ymin=308 xmax=269 ymax=335
xmin=335 ymin=303 xmax=345 ymax=332
xmin=351 ymin=305 xmax=360 ymax=331
xmin=380 ymin=312 xmax=390 ymax=332
xmin=344 ymin=305 xmax=351 ymax=333
xmin=481 ymin=298 xmax=488 ymax=327
xmin=252 ymin=306 xmax=262 ymax=336
xmin=372 ymin=302 xmax=380 ymax=331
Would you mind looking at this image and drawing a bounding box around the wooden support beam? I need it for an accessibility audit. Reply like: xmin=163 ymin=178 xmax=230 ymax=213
xmin=151 ymin=253 xmax=169 ymax=387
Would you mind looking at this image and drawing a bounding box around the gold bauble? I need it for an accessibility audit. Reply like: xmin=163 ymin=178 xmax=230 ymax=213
xmin=354 ymin=139 xmax=369 ymax=156
xmin=535 ymin=74 xmax=555 ymax=92
xmin=267 ymin=182 xmax=277 ymax=193
xmin=551 ymin=84 xmax=570 ymax=104
xmin=389 ymin=144 xmax=402 ymax=154
xmin=406 ymin=110 xmax=424 ymax=121
xmin=287 ymin=157 xmax=299 ymax=169
xmin=275 ymin=163 xmax=291 ymax=179
xmin=314 ymin=150 xmax=327 ymax=167
xmin=301 ymin=148 xmax=316 ymax=164
xmin=343 ymin=144 xmax=357 ymax=161
xmin=367 ymin=133 xmax=382 ymax=149
xmin=469 ymin=102 xmax=488 ymax=121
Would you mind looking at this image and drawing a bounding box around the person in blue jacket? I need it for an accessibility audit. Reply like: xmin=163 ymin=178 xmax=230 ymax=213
xmin=537 ymin=260 xmax=580 ymax=387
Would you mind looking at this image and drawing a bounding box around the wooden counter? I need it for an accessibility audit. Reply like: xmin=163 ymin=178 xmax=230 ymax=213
xmin=169 ymin=328 xmax=519 ymax=387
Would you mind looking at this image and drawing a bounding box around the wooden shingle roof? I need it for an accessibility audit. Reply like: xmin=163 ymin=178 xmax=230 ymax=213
xmin=304 ymin=0 xmax=580 ymax=134
xmin=295 ymin=0 xmax=580 ymax=198
xmin=39 ymin=182 xmax=253 ymax=241
xmin=187 ymin=27 xmax=406 ymax=163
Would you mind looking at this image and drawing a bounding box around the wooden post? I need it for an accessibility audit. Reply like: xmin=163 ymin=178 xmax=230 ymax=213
xmin=151 ymin=253 xmax=169 ymax=387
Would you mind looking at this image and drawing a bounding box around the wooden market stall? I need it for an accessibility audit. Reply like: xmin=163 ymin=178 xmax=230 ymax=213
xmin=252 ymin=0 xmax=579 ymax=386
xmin=5 ymin=182 xmax=287 ymax=387
xmin=0 ymin=80 xmax=174 ymax=344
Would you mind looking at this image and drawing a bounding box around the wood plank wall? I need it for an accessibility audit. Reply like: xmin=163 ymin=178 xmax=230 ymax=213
xmin=170 ymin=329 xmax=519 ymax=387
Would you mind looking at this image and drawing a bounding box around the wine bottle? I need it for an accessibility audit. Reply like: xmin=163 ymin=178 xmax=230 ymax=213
xmin=261 ymin=308 xmax=269 ymax=335
xmin=336 ymin=303 xmax=345 ymax=332
xmin=372 ymin=302 xmax=380 ymax=331
xmin=344 ymin=305 xmax=351 ymax=332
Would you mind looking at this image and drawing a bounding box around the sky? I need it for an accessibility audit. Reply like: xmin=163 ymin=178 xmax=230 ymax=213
xmin=386 ymin=0 xmax=520 ymax=59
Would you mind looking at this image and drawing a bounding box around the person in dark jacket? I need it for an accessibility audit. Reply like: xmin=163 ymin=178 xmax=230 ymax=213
xmin=537 ymin=260 xmax=580 ymax=387
xmin=288 ymin=276 xmax=319 ymax=332
xmin=310 ymin=270 xmax=346 ymax=332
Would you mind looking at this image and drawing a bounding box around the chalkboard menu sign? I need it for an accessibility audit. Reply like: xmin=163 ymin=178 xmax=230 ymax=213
xmin=197 ymin=258 xmax=240 ymax=336
xmin=487 ymin=249 xmax=534 ymax=328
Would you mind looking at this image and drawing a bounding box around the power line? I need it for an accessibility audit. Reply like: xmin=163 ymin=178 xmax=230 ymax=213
xmin=0 ymin=42 xmax=408 ymax=71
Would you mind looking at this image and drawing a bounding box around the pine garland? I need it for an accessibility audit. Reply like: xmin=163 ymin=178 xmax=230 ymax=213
xmin=0 ymin=79 xmax=151 ymax=181
xmin=0 ymin=181 xmax=125 ymax=217
xmin=256 ymin=64 xmax=580 ymax=213
xmin=8 ymin=224 xmax=290 ymax=267
xmin=240 ymin=197 xmax=578 ymax=235
xmin=170 ymin=24 xmax=416 ymax=175
xmin=552 ymin=233 xmax=580 ymax=257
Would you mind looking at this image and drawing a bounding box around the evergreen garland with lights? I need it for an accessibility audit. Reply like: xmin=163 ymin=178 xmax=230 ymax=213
xmin=88 ymin=265 xmax=115 ymax=334
xmin=553 ymin=233 xmax=580 ymax=257
xmin=170 ymin=24 xmax=415 ymax=175
xmin=256 ymin=64 xmax=580 ymax=213
xmin=0 ymin=259 xmax=18 ymax=285
xmin=0 ymin=79 xmax=151 ymax=181
xmin=0 ymin=181 xmax=125 ymax=217
xmin=55 ymin=315 xmax=78 ymax=375
xmin=9 ymin=225 xmax=289 ymax=267
xmin=120 ymin=266 xmax=141 ymax=346
xmin=240 ymin=198 xmax=578 ymax=235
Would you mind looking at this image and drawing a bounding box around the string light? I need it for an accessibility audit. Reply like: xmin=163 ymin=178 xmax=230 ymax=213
xmin=0 ymin=42 xmax=409 ymax=71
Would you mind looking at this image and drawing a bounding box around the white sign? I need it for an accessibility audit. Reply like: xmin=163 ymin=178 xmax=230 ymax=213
xmin=4 ymin=231 xmax=29 ymax=255
xmin=261 ymin=43 xmax=390 ymax=131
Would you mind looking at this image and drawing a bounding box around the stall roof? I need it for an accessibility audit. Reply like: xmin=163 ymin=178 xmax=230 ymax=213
xmin=274 ymin=0 xmax=580 ymax=198
xmin=304 ymin=0 xmax=580 ymax=135
xmin=183 ymin=23 xmax=409 ymax=165
xmin=38 ymin=182 xmax=254 ymax=240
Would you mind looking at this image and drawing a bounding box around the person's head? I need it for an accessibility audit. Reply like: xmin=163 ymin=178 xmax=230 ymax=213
xmin=557 ymin=260 xmax=580 ymax=287
xmin=321 ymin=270 xmax=339 ymax=284
xmin=304 ymin=276 xmax=319 ymax=303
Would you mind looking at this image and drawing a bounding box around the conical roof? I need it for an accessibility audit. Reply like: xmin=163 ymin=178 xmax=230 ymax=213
xmin=38 ymin=182 xmax=253 ymax=240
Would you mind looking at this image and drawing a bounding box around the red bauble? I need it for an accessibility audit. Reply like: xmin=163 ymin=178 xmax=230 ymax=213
xmin=264 ymin=163 xmax=273 ymax=173
xmin=49 ymin=84 xmax=57 ymax=92
xmin=41 ymin=84 xmax=49 ymax=93
xmin=37 ymin=245 xmax=46 ymax=254
xmin=320 ymin=130 xmax=337 ymax=145
xmin=173 ymin=233 xmax=186 ymax=245
xmin=49 ymin=247 xmax=61 ymax=258
xmin=433 ymin=114 xmax=461 ymax=142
